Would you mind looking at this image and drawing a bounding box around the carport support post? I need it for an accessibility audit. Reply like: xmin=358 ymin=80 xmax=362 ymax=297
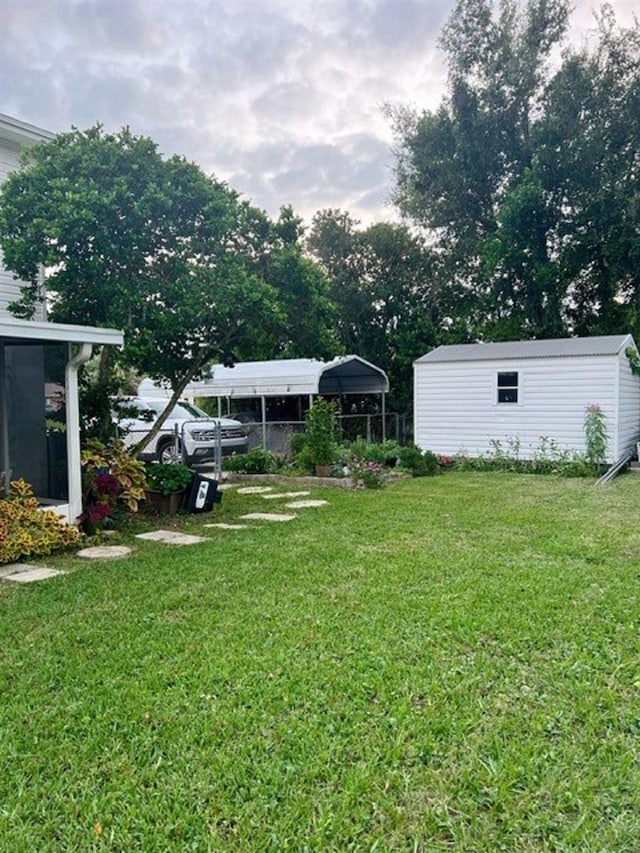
xmin=261 ymin=395 xmax=267 ymax=449
xmin=381 ymin=391 xmax=386 ymax=443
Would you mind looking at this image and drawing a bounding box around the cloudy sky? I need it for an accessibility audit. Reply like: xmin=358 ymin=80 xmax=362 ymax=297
xmin=1 ymin=0 xmax=637 ymax=225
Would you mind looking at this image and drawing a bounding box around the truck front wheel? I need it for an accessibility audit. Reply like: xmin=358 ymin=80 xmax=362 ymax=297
xmin=157 ymin=438 xmax=183 ymax=464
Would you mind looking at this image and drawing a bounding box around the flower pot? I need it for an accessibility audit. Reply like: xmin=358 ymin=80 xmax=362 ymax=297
xmin=144 ymin=489 xmax=186 ymax=514
xmin=82 ymin=518 xmax=104 ymax=536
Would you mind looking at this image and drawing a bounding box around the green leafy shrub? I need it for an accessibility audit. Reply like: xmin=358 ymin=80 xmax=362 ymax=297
xmin=0 ymin=479 xmax=81 ymax=564
xmin=145 ymin=463 xmax=193 ymax=495
xmin=81 ymin=439 xmax=147 ymax=514
xmin=287 ymin=432 xmax=316 ymax=473
xmin=454 ymin=435 xmax=598 ymax=477
xmin=584 ymin=404 xmax=608 ymax=466
xmin=225 ymin=447 xmax=279 ymax=474
xmin=304 ymin=399 xmax=339 ymax=467
xmin=397 ymin=445 xmax=440 ymax=477
xmin=348 ymin=438 xmax=402 ymax=466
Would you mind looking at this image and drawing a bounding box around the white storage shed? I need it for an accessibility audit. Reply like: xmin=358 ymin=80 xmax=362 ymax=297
xmin=413 ymin=335 xmax=640 ymax=463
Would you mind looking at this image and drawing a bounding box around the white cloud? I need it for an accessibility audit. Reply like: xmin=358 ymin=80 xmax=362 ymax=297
xmin=0 ymin=0 xmax=638 ymax=225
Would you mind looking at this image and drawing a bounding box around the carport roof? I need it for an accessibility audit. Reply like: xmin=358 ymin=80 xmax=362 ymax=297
xmin=140 ymin=356 xmax=389 ymax=398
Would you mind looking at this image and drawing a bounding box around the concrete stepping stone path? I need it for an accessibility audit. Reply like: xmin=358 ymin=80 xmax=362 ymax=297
xmin=237 ymin=486 xmax=274 ymax=494
xmin=136 ymin=530 xmax=208 ymax=545
xmin=1 ymin=564 xmax=65 ymax=583
xmin=261 ymin=491 xmax=311 ymax=500
xmin=204 ymin=523 xmax=248 ymax=530
xmin=239 ymin=512 xmax=297 ymax=522
xmin=285 ymin=500 xmax=328 ymax=509
xmin=77 ymin=545 xmax=133 ymax=560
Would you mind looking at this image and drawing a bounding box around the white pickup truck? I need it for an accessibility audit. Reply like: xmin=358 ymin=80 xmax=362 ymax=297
xmin=112 ymin=397 xmax=248 ymax=464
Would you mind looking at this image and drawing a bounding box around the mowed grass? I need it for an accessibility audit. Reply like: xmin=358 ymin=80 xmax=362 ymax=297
xmin=1 ymin=473 xmax=640 ymax=852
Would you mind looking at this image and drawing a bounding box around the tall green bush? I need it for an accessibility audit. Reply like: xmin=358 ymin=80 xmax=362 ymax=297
xmin=304 ymin=399 xmax=339 ymax=467
xmin=224 ymin=447 xmax=279 ymax=474
xmin=397 ymin=445 xmax=439 ymax=477
xmin=584 ymin=404 xmax=608 ymax=466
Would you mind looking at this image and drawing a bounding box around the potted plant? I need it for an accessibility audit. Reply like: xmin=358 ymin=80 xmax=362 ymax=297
xmin=304 ymin=399 xmax=338 ymax=477
xmin=80 ymin=439 xmax=147 ymax=533
xmin=144 ymin=463 xmax=193 ymax=513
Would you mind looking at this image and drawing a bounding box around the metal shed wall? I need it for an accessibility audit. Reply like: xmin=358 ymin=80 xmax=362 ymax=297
xmin=413 ymin=336 xmax=640 ymax=463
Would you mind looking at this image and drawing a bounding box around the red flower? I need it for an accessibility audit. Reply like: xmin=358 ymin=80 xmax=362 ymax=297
xmin=94 ymin=472 xmax=119 ymax=498
xmin=87 ymin=501 xmax=111 ymax=522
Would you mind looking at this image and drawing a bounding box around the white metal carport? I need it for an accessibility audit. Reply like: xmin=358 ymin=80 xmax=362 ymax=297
xmin=139 ymin=355 xmax=390 ymax=442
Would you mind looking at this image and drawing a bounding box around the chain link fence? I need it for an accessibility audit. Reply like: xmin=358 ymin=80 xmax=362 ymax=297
xmin=245 ymin=413 xmax=409 ymax=455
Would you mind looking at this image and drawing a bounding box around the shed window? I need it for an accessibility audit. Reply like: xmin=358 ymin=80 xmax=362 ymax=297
xmin=497 ymin=371 xmax=518 ymax=404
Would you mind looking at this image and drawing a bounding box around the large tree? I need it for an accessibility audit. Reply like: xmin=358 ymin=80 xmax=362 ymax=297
xmin=236 ymin=205 xmax=340 ymax=360
xmin=389 ymin=0 xmax=640 ymax=341
xmin=308 ymin=209 xmax=442 ymax=411
xmin=0 ymin=126 xmax=335 ymax=445
xmin=535 ymin=8 xmax=640 ymax=338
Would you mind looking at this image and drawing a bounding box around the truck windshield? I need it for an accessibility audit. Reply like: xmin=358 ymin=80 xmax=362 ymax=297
xmin=174 ymin=401 xmax=209 ymax=418
xmin=139 ymin=400 xmax=210 ymax=419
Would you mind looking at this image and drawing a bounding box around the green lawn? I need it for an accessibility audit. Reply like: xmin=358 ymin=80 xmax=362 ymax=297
xmin=1 ymin=473 xmax=640 ymax=851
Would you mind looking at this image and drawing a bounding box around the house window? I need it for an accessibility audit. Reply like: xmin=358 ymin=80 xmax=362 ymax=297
xmin=497 ymin=371 xmax=518 ymax=404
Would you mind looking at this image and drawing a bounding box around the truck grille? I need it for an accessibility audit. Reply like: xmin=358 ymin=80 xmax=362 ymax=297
xmin=221 ymin=426 xmax=246 ymax=439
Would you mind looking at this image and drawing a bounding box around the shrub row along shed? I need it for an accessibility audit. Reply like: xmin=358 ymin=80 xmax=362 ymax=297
xmin=414 ymin=334 xmax=640 ymax=464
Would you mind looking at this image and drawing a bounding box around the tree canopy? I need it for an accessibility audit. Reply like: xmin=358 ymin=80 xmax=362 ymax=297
xmin=0 ymin=126 xmax=336 ymax=440
xmin=390 ymin=0 xmax=640 ymax=343
xmin=308 ymin=209 xmax=442 ymax=411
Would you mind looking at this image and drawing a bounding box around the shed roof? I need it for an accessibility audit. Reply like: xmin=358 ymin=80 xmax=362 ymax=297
xmin=139 ymin=356 xmax=389 ymax=399
xmin=415 ymin=335 xmax=635 ymax=365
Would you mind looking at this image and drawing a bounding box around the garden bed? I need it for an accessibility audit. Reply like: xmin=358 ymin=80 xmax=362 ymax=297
xmin=222 ymin=470 xmax=411 ymax=489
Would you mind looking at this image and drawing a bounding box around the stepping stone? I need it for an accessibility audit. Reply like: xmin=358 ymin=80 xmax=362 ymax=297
xmin=215 ymin=483 xmax=235 ymax=491
xmin=135 ymin=530 xmax=208 ymax=545
xmin=3 ymin=566 xmax=65 ymax=583
xmin=285 ymin=500 xmax=328 ymax=509
xmin=239 ymin=512 xmax=297 ymax=522
xmin=237 ymin=486 xmax=274 ymax=494
xmin=0 ymin=563 xmax=30 ymax=579
xmin=77 ymin=545 xmax=133 ymax=560
xmin=262 ymin=491 xmax=311 ymax=500
xmin=204 ymin=523 xmax=248 ymax=530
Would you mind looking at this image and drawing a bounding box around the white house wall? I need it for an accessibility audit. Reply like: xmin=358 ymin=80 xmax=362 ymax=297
xmin=616 ymin=349 xmax=640 ymax=458
xmin=0 ymin=140 xmax=21 ymax=316
xmin=0 ymin=136 xmax=46 ymax=321
xmin=414 ymin=354 xmax=621 ymax=461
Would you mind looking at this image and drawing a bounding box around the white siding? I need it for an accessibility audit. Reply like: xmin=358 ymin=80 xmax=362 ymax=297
xmin=0 ymin=137 xmax=45 ymax=320
xmin=414 ymin=354 xmax=621 ymax=462
xmin=0 ymin=140 xmax=21 ymax=316
xmin=615 ymin=348 xmax=640 ymax=458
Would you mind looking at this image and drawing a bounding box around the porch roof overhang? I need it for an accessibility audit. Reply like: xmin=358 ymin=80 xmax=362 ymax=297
xmin=1 ymin=317 xmax=123 ymax=525
xmin=0 ymin=317 xmax=124 ymax=347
